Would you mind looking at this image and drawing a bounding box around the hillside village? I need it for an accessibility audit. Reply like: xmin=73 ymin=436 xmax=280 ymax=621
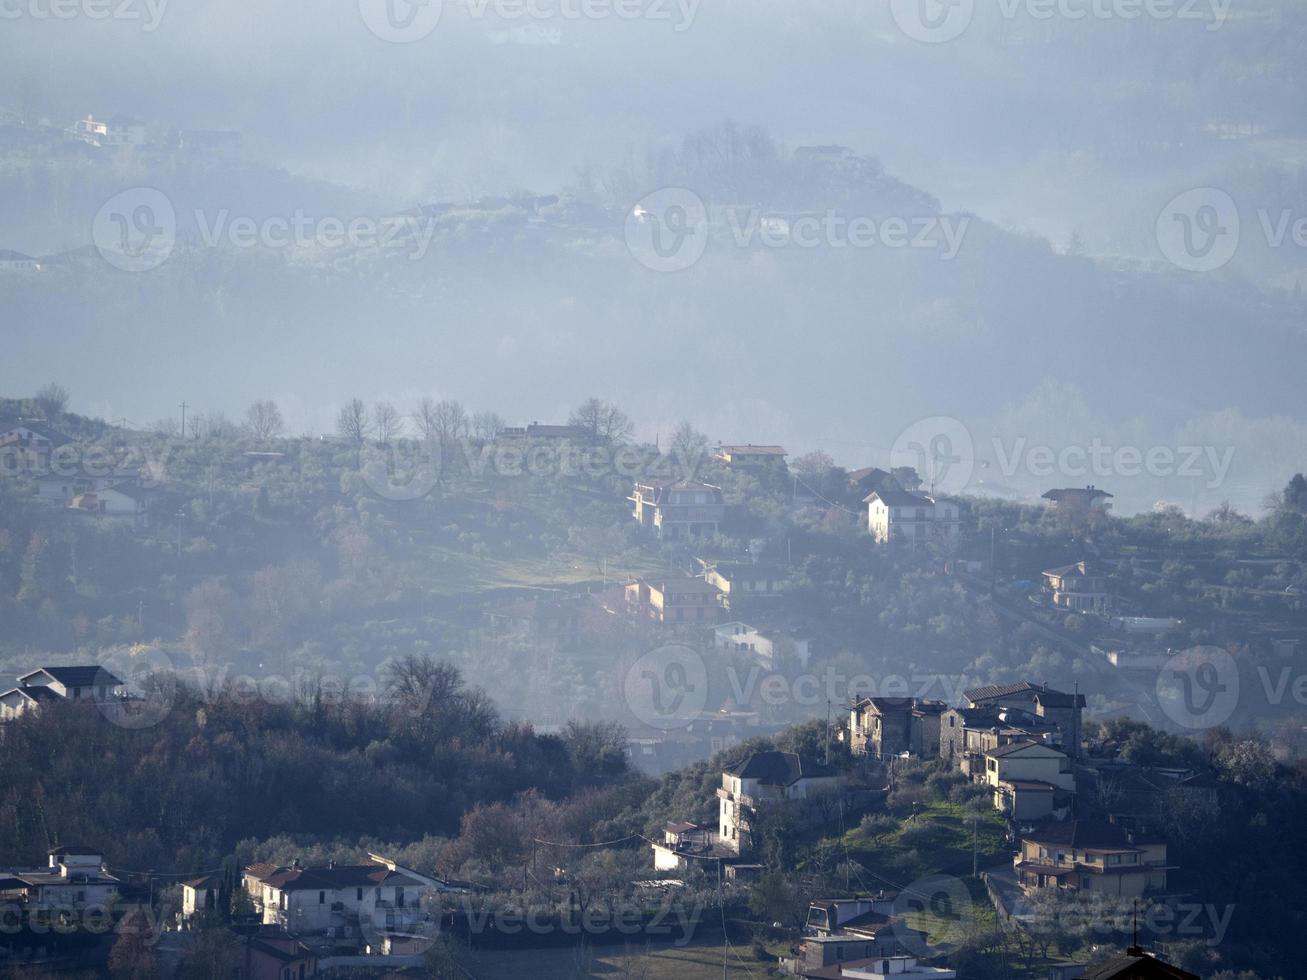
xmin=1 ymin=392 xmax=1304 ymax=979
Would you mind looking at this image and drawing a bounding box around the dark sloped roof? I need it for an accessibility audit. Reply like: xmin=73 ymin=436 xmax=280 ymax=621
xmin=256 ymin=864 xmax=422 ymax=892
xmin=1023 ymin=820 xmax=1137 ymax=850
xmin=864 ymin=489 xmax=931 ymax=507
xmin=0 ymin=250 xmax=37 ymax=262
xmin=965 ymin=680 xmax=1085 ymax=707
xmin=1043 ymin=487 xmax=1113 ymax=501
xmin=985 ymin=739 xmax=1059 ymax=758
xmin=20 ymin=665 xmax=124 ymax=689
xmin=182 ymin=873 xmax=224 ymax=890
xmin=725 ymin=751 xmax=835 ymax=785
xmin=49 ymin=844 xmax=101 ymax=856
xmin=1075 ymin=947 xmax=1197 ymax=980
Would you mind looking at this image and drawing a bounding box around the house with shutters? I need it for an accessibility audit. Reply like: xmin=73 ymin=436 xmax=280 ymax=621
xmin=1014 ymin=820 xmax=1172 ymax=898
xmin=625 ymin=575 xmax=722 ymax=624
xmin=242 ymin=857 xmax=439 ymax=937
xmin=962 ymin=681 xmax=1085 ymax=759
xmin=865 ymin=490 xmax=961 ymax=548
xmin=717 ymin=751 xmax=840 ymax=855
xmin=0 ymin=665 xmax=125 ymax=721
xmin=630 ymin=480 xmax=725 ymax=541
xmin=0 ymin=846 xmax=120 ymax=911
xmin=1043 ymin=561 xmax=1112 ymax=613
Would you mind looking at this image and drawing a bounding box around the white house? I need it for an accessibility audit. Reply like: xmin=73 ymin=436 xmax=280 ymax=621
xmin=243 ymin=858 xmax=438 ymax=936
xmin=69 ymin=482 xmax=154 ymax=524
xmin=73 ymin=114 xmax=146 ymax=146
xmin=0 ymin=424 xmax=70 ymax=467
xmin=0 ymin=846 xmax=120 ymax=911
xmin=0 ymin=250 xmax=40 ymax=273
xmin=180 ymin=872 xmax=225 ymax=924
xmin=713 ymin=621 xmax=811 ymax=668
xmin=865 ymin=490 xmax=961 ymax=547
xmin=825 ymin=955 xmax=956 ymax=980
xmin=0 ymin=665 xmax=125 ymax=721
xmin=717 ymin=751 xmax=840 ymax=855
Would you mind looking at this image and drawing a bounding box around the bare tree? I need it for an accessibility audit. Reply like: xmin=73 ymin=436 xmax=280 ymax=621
xmin=412 ymin=398 xmax=440 ymax=442
xmin=337 ymin=398 xmax=372 ymax=448
xmin=244 ymin=400 xmax=285 ymax=440
xmin=414 ymin=398 xmax=468 ymax=444
xmin=669 ymin=420 xmax=708 ymax=467
xmin=186 ymin=412 xmax=206 ymax=441
xmin=472 ymin=410 xmax=505 ymax=442
xmin=373 ymin=401 xmax=402 ymax=445
xmin=568 ymin=397 xmax=633 ymax=444
xmin=34 ymin=382 xmax=70 ymax=419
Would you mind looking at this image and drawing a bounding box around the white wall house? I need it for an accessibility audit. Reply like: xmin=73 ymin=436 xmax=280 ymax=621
xmin=713 ymin=621 xmax=811 ymax=668
xmin=0 ymin=846 xmax=120 ymax=911
xmin=0 ymin=250 xmax=40 ymax=273
xmin=243 ymin=859 xmax=437 ymax=936
xmin=865 ymin=490 xmax=961 ymax=547
xmin=0 ymin=665 xmax=125 ymax=721
xmin=717 ymin=751 xmax=839 ymax=855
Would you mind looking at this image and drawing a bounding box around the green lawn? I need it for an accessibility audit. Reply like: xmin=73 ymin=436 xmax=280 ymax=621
xmin=415 ymin=545 xmax=668 ymax=596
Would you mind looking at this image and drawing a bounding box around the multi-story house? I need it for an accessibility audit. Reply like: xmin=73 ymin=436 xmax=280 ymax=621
xmin=630 ymin=480 xmax=725 ymax=541
xmin=982 ymin=741 xmax=1076 ymax=820
xmin=713 ymin=621 xmax=810 ymax=669
xmin=849 ymin=698 xmax=946 ymax=759
xmin=1042 ymin=486 xmax=1113 ymax=517
xmin=0 ymin=423 xmax=70 ymax=469
xmin=712 ymin=444 xmax=788 ymax=469
xmin=698 ymin=561 xmax=789 ymax=610
xmin=717 ymin=751 xmax=839 ymax=855
xmin=0 ymin=846 xmax=120 ymax=911
xmin=962 ymin=681 xmax=1085 ymax=759
xmin=865 ymin=491 xmax=961 ymax=548
xmin=1043 ymin=561 xmax=1112 ymax=613
xmin=242 ymin=859 xmax=435 ymax=936
xmin=625 ymin=576 xmax=721 ymax=624
xmin=939 ymin=704 xmax=1064 ymax=777
xmin=1014 ymin=821 xmax=1171 ymax=898
xmin=0 ymin=665 xmax=126 ymax=722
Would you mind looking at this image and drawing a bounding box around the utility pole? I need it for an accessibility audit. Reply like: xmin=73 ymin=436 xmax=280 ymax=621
xmin=971 ymin=812 xmax=979 ymax=878
xmin=989 ymin=524 xmax=996 ymax=595
xmin=825 ymin=698 xmax=831 ymax=766
xmin=178 ymin=401 xmax=188 ymax=437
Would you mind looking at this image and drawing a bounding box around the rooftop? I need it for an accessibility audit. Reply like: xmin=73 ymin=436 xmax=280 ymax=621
xmin=725 ymin=750 xmax=835 ymax=786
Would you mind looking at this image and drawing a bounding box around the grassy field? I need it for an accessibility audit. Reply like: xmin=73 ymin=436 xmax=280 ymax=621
xmin=455 ymin=936 xmax=777 ymax=979
xmin=416 ymin=545 xmax=670 ymax=596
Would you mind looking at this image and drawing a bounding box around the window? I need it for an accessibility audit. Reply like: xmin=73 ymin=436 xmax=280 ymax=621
xmin=318 ymin=891 xmax=325 ymax=905
xmin=356 ymin=888 xmax=363 ymax=901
